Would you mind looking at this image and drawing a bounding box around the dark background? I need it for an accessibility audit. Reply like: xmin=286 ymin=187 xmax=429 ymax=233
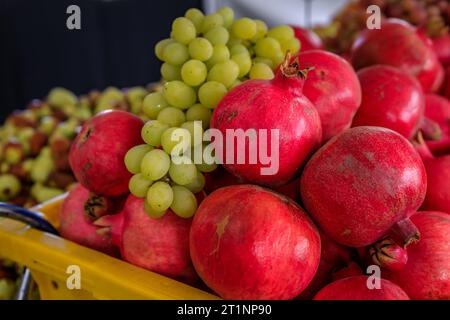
xmin=0 ymin=0 xmax=202 ymax=121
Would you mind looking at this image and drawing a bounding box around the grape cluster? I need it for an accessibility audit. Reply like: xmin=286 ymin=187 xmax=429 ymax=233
xmin=126 ymin=7 xmax=300 ymax=219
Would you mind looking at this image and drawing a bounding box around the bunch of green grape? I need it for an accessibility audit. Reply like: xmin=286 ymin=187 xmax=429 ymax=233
xmin=126 ymin=7 xmax=300 ymax=219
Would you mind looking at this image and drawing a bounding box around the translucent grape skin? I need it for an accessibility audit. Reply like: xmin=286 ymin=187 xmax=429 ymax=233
xmin=141 ymin=120 xmax=169 ymax=147
xmin=232 ymin=53 xmax=252 ymax=78
xmin=188 ymin=38 xmax=213 ymax=61
xmin=181 ymin=60 xmax=207 ymax=86
xmin=207 ymin=60 xmax=240 ymax=88
xmin=144 ymin=200 xmax=167 ymax=219
xmin=129 ymin=173 xmax=153 ymax=198
xmin=185 ymin=8 xmax=204 ymax=31
xmin=169 ymin=159 xmax=198 ymax=185
xmin=184 ymin=170 xmax=205 ymax=193
xmin=124 ymin=144 xmax=153 ymax=174
xmin=201 ymin=13 xmax=224 ymax=34
xmin=147 ymin=181 xmax=174 ymax=212
xmin=206 ymin=44 xmax=230 ymax=67
xmin=281 ymin=38 xmax=301 ymax=54
xmin=155 ymin=38 xmax=174 ymax=60
xmin=161 ymin=127 xmax=191 ymax=155
xmin=171 ymin=17 xmax=196 ymax=45
xmin=232 ymin=18 xmax=257 ymax=40
xmin=250 ymin=62 xmax=275 ymax=80
xmin=230 ymin=44 xmax=249 ymax=56
xmin=198 ymin=81 xmax=228 ymax=109
xmin=254 ymin=37 xmax=283 ymax=60
xmin=160 ymin=63 xmax=181 ymax=81
xmin=162 ymin=42 xmax=189 ymax=66
xmin=157 ymin=107 xmax=186 ymax=127
xmin=170 ymin=185 xmax=198 ymax=218
xmin=140 ymin=149 xmax=171 ymax=181
xmin=205 ymin=27 xmax=229 ymax=46
xmin=217 ymin=6 xmax=234 ymax=28
xmin=252 ymin=20 xmax=268 ymax=41
xmin=186 ymin=104 xmax=212 ymax=129
xmin=163 ymin=81 xmax=196 ymax=109
xmin=267 ymin=25 xmax=295 ymax=43
xmin=142 ymin=92 xmax=169 ymax=119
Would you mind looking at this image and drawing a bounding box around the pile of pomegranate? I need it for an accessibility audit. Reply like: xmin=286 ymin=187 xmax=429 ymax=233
xmin=56 ymin=7 xmax=450 ymax=300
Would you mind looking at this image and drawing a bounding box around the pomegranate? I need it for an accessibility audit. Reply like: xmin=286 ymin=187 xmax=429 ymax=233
xmin=190 ymin=185 xmax=321 ymax=300
xmin=95 ymin=195 xmax=197 ymax=284
xmin=59 ymin=184 xmax=119 ymax=256
xmin=414 ymin=134 xmax=450 ymax=214
xmin=421 ymin=94 xmax=450 ymax=156
xmin=432 ymin=34 xmax=450 ymax=67
xmin=300 ymin=126 xmax=427 ymax=247
xmin=352 ymin=65 xmax=425 ymax=139
xmin=351 ymin=19 xmax=443 ymax=93
xmin=273 ymin=177 xmax=300 ymax=202
xmin=443 ymin=67 xmax=450 ymax=99
xmin=369 ymin=238 xmax=408 ymax=271
xmin=331 ymin=262 xmax=363 ymax=282
xmin=295 ymin=50 xmax=362 ymax=142
xmin=385 ymin=211 xmax=450 ymax=299
xmin=211 ymin=56 xmax=322 ymax=187
xmin=313 ymin=276 xmax=409 ymax=300
xmin=290 ymin=26 xmax=323 ymax=51
xmin=69 ymin=110 xmax=144 ymax=196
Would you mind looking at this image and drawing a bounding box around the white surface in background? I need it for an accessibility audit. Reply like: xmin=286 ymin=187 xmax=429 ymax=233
xmin=204 ymin=0 xmax=350 ymax=27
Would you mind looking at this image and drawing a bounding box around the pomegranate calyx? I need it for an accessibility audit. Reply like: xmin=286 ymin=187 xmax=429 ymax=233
xmin=419 ymin=118 xmax=442 ymax=141
xmin=280 ymin=52 xmax=314 ymax=79
xmin=388 ymin=217 xmax=420 ymax=248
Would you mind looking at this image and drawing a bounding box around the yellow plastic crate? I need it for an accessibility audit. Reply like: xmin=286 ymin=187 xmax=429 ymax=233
xmin=0 ymin=195 xmax=218 ymax=300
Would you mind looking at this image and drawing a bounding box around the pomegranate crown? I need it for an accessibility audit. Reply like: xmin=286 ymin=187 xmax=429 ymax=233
xmin=279 ymin=51 xmax=314 ymax=79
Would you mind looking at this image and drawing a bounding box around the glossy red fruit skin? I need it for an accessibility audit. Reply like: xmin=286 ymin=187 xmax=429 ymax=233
xmin=432 ymin=34 xmax=450 ymax=67
xmin=69 ymin=110 xmax=144 ymax=196
xmin=59 ymin=184 xmax=119 ymax=256
xmin=443 ymin=67 xmax=450 ymax=99
xmin=297 ymin=50 xmax=361 ymax=142
xmin=211 ymin=69 xmax=322 ymax=187
xmin=290 ymin=26 xmax=323 ymax=51
xmin=385 ymin=211 xmax=450 ymax=300
xmin=313 ymin=276 xmax=409 ymax=300
xmin=190 ymin=185 xmax=321 ymax=300
xmin=422 ymin=94 xmax=450 ymax=155
xmin=352 ymin=65 xmax=425 ymax=139
xmin=300 ymin=126 xmax=427 ymax=247
xmin=351 ymin=19 xmax=443 ymax=93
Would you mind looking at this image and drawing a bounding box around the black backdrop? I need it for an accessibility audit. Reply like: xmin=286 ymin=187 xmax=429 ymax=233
xmin=0 ymin=0 xmax=202 ymax=121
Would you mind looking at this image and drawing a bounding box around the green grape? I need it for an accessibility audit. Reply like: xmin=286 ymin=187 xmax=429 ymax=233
xmin=207 ymin=60 xmax=239 ymax=88
xmin=280 ymin=38 xmax=301 ymax=54
xmin=163 ymin=81 xmax=196 ymax=109
xmin=160 ymin=63 xmax=181 ymax=81
xmin=30 ymin=157 xmax=54 ymax=183
xmin=227 ymin=36 xmax=242 ymax=47
xmin=129 ymin=173 xmax=153 ymax=198
xmin=184 ymin=170 xmax=205 ymax=193
xmin=231 ymin=53 xmax=252 ymax=78
xmin=162 ymin=42 xmax=189 ymax=66
xmin=146 ymin=181 xmax=174 ymax=212
xmin=252 ymin=19 xmax=268 ymax=41
xmin=144 ymin=200 xmax=167 ymax=218
xmin=185 ymin=8 xmax=204 ymax=31
xmin=181 ymin=60 xmax=207 ymax=86
xmin=47 ymin=87 xmax=77 ymax=107
xmin=0 ymin=174 xmax=21 ymax=201
xmin=255 ymin=37 xmax=283 ymax=60
xmin=155 ymin=38 xmax=175 ymax=60
xmin=204 ymin=27 xmax=229 ymax=45
xmin=198 ymin=81 xmax=227 ymax=109
xmin=200 ymin=13 xmax=224 ymax=34
xmin=253 ymin=57 xmax=274 ymax=69
xmin=124 ymin=144 xmax=153 ymax=174
xmin=217 ymin=6 xmax=234 ymax=28
xmin=157 ymin=107 xmax=186 ymax=127
xmin=186 ymin=104 xmax=212 ymax=129
xmin=230 ymin=44 xmax=249 ymax=56
xmin=194 ymin=143 xmax=219 ymax=172
xmin=142 ymin=92 xmax=169 ymax=119
xmin=169 ymin=157 xmax=197 ymax=185
xmin=188 ymin=37 xmax=213 ymax=61
xmin=171 ymin=17 xmax=196 ymax=45
xmin=232 ymin=18 xmax=257 ymax=40
xmin=181 ymin=121 xmax=204 ymax=146
xmin=141 ymin=121 xmax=169 ymax=147
xmin=161 ymin=127 xmax=191 ymax=155
xmin=230 ymin=79 xmax=242 ymax=89
xmin=126 ymin=87 xmax=147 ymax=105
xmin=170 ymin=185 xmax=197 ymax=218
xmin=140 ymin=149 xmax=171 ymax=181
xmin=267 ymin=25 xmax=295 ymax=43
xmin=249 ymin=63 xmax=275 ymax=80
xmin=196 ymin=161 xmax=218 ymax=173
xmin=30 ymin=184 xmax=64 ymax=203
xmin=39 ymin=116 xmax=58 ymax=135
xmin=206 ymin=44 xmax=230 ymax=67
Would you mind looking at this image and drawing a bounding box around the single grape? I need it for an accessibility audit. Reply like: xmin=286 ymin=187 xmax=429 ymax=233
xmin=0 ymin=174 xmax=21 ymax=201
xmin=163 ymin=81 xmax=196 ymax=109
xmin=170 ymin=185 xmax=198 ymax=218
xmin=206 ymin=44 xmax=230 ymax=67
xmin=185 ymin=8 xmax=204 ymax=31
xmin=124 ymin=144 xmax=153 ymax=174
xmin=141 ymin=120 xmax=169 ymax=147
xmin=186 ymin=104 xmax=212 ymax=129
xmin=140 ymin=149 xmax=171 ymax=181
xmin=181 ymin=121 xmax=204 ymax=146
xmin=184 ymin=170 xmax=205 ymax=193
xmin=230 ymin=79 xmax=242 ymax=89
xmin=252 ymin=57 xmax=274 ymax=69
xmin=204 ymin=27 xmax=229 ymax=45
xmin=252 ymin=20 xmax=268 ymax=41
xmin=47 ymin=87 xmax=77 ymax=107
xmin=249 ymin=62 xmax=275 ymax=80
xmin=146 ymin=181 xmax=174 ymax=212
xmin=207 ymin=60 xmax=239 ymax=88
xmin=144 ymin=200 xmax=167 ymax=218
xmin=160 ymin=63 xmax=181 ymax=81
xmin=230 ymin=44 xmax=249 ymax=56
xmin=200 ymin=13 xmax=224 ymax=34
xmin=142 ymin=92 xmax=169 ymax=119
xmin=155 ymin=38 xmax=174 ymax=61
xmin=196 ymin=161 xmax=218 ymax=173
xmin=232 ymin=18 xmax=257 ymax=40
xmin=217 ymin=6 xmax=234 ymax=28
xmin=267 ymin=25 xmax=295 ymax=43
xmin=129 ymin=173 xmax=153 ymax=198
xmin=161 ymin=127 xmax=191 ymax=156
xmin=157 ymin=107 xmax=186 ymax=127
xmin=280 ymin=38 xmax=301 ymax=54
xmin=181 ymin=60 xmax=207 ymax=86
xmin=169 ymin=157 xmax=197 ymax=185
xmin=171 ymin=17 xmax=196 ymax=45
xmin=198 ymin=81 xmax=228 ymax=109
xmin=162 ymin=42 xmax=189 ymax=66
xmin=254 ymin=37 xmax=283 ymax=60
xmin=231 ymin=53 xmax=252 ymax=77
xmin=188 ymin=37 xmax=213 ymax=62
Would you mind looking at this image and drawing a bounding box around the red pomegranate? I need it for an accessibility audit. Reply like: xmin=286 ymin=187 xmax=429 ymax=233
xmin=290 ymin=25 xmax=323 ymax=51
xmin=421 ymin=94 xmax=450 ymax=156
xmin=432 ymin=33 xmax=450 ymax=67
xmin=190 ymin=185 xmax=321 ymax=300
